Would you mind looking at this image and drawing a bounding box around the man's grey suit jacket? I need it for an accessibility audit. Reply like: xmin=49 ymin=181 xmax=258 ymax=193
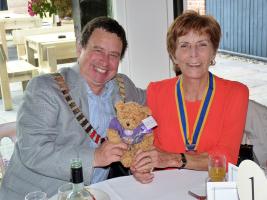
xmin=0 ymin=64 xmax=146 ymax=200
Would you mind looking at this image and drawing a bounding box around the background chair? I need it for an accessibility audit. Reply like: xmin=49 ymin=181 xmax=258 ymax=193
xmin=0 ymin=43 xmax=38 ymax=111
xmin=46 ymin=42 xmax=77 ymax=73
xmin=242 ymin=100 xmax=267 ymax=167
xmin=0 ymin=121 xmax=16 ymax=183
xmin=0 ymin=22 xmax=8 ymax=59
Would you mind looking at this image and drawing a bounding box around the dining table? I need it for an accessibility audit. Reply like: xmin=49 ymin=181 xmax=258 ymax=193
xmin=0 ymin=12 xmax=41 ymax=30
xmin=25 ymin=31 xmax=76 ymax=73
xmin=49 ymin=169 xmax=208 ymax=200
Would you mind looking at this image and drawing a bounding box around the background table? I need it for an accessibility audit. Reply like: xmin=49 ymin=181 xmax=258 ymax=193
xmin=50 ymin=169 xmax=208 ymax=200
xmin=25 ymin=32 xmax=76 ymax=72
xmin=0 ymin=12 xmax=41 ymax=30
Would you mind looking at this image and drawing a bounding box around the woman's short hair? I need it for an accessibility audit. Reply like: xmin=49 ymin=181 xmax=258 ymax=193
xmin=80 ymin=16 xmax=128 ymax=59
xmin=167 ymin=10 xmax=221 ymax=58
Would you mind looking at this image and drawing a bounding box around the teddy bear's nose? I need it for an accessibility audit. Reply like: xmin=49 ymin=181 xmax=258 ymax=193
xmin=126 ymin=122 xmax=130 ymax=127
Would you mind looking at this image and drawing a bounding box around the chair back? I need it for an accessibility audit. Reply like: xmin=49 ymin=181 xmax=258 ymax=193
xmin=0 ymin=22 xmax=8 ymax=59
xmin=46 ymin=42 xmax=77 ymax=72
xmin=243 ymin=100 xmax=267 ymax=167
xmin=0 ymin=43 xmax=38 ymax=110
xmin=0 ymin=43 xmax=12 ymax=110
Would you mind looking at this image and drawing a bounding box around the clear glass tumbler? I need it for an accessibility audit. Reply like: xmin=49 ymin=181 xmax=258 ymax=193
xmin=208 ymin=154 xmax=226 ymax=182
xmin=25 ymin=191 xmax=47 ymax=200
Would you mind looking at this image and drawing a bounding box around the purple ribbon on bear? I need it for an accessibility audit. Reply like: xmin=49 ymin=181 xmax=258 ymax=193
xmin=108 ymin=117 xmax=152 ymax=144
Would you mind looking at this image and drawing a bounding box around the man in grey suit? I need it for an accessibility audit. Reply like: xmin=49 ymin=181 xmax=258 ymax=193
xmin=0 ymin=17 xmax=145 ymax=199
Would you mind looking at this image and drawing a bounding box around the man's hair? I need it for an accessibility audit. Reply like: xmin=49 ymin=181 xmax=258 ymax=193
xmin=80 ymin=16 xmax=128 ymax=59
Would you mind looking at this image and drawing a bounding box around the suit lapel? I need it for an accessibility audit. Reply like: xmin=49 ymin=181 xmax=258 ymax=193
xmin=65 ymin=64 xmax=90 ymax=119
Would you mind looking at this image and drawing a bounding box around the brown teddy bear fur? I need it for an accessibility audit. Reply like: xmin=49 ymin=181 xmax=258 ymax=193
xmin=107 ymin=101 xmax=154 ymax=168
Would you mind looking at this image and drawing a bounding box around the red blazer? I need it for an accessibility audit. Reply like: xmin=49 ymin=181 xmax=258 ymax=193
xmin=147 ymin=74 xmax=249 ymax=165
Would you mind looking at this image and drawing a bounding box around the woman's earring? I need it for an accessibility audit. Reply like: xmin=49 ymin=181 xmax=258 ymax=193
xmin=173 ymin=64 xmax=182 ymax=76
xmin=210 ymin=59 xmax=216 ymax=66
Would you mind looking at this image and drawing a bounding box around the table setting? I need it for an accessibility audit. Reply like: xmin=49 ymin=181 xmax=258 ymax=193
xmin=45 ymin=156 xmax=267 ymax=200
xmin=48 ymin=169 xmax=208 ymax=200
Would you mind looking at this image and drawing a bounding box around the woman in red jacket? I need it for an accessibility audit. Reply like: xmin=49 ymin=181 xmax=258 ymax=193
xmin=131 ymin=10 xmax=249 ymax=183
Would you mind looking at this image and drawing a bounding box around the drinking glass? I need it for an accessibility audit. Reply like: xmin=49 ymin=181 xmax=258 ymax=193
xmin=25 ymin=191 xmax=47 ymax=200
xmin=208 ymin=154 xmax=226 ymax=182
xmin=57 ymin=182 xmax=73 ymax=200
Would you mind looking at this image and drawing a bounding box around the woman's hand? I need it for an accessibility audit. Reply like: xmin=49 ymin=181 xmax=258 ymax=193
xmin=130 ymin=165 xmax=154 ymax=184
xmin=132 ymin=148 xmax=180 ymax=170
xmin=130 ymin=148 xmax=180 ymax=183
xmin=93 ymin=140 xmax=128 ymax=167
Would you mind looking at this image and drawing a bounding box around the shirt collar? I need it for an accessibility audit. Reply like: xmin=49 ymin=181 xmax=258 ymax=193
xmin=85 ymin=79 xmax=116 ymax=99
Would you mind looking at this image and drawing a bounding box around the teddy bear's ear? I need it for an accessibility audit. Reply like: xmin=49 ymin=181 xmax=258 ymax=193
xmin=143 ymin=106 xmax=152 ymax=116
xmin=115 ymin=101 xmax=124 ymax=111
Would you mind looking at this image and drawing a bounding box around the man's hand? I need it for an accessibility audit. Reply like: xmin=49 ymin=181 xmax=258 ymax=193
xmin=130 ymin=148 xmax=182 ymax=184
xmin=93 ymin=140 xmax=128 ymax=167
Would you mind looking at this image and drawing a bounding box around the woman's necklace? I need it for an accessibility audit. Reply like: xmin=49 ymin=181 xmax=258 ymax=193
xmin=175 ymin=72 xmax=216 ymax=151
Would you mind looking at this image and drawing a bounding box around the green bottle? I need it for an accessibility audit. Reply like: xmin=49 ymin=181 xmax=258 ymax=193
xmin=66 ymin=158 xmax=92 ymax=200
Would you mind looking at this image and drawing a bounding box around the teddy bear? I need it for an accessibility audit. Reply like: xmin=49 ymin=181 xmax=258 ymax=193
xmin=107 ymin=101 xmax=156 ymax=168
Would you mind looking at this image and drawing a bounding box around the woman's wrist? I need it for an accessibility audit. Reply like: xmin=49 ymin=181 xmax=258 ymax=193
xmin=177 ymin=153 xmax=187 ymax=169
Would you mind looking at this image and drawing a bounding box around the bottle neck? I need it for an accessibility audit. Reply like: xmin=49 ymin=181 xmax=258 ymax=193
xmin=72 ymin=182 xmax=84 ymax=193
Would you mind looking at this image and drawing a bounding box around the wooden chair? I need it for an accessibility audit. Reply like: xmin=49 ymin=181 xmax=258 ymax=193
xmin=242 ymin=100 xmax=267 ymax=167
xmin=0 ymin=22 xmax=8 ymax=59
xmin=0 ymin=44 xmax=38 ymax=111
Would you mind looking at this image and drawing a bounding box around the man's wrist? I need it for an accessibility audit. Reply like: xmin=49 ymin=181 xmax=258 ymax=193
xmin=178 ymin=153 xmax=187 ymax=169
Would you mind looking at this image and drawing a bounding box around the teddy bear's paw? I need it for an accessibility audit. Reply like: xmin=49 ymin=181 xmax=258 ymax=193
xmin=144 ymin=133 xmax=154 ymax=144
xmin=107 ymin=129 xmax=121 ymax=144
xmin=121 ymin=156 xmax=132 ymax=168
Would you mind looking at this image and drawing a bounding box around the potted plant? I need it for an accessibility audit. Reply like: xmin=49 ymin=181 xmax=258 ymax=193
xmin=28 ymin=0 xmax=72 ymax=19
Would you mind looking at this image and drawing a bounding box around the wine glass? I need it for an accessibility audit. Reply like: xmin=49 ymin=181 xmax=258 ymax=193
xmin=208 ymin=154 xmax=226 ymax=182
xmin=25 ymin=191 xmax=47 ymax=200
xmin=57 ymin=182 xmax=73 ymax=200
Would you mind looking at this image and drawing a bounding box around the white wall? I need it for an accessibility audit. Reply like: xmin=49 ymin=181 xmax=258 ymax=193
xmin=112 ymin=0 xmax=175 ymax=89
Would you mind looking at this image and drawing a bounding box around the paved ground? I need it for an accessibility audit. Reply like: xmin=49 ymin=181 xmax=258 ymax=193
xmin=211 ymin=53 xmax=267 ymax=106
xmin=1 ymin=50 xmax=267 ymax=124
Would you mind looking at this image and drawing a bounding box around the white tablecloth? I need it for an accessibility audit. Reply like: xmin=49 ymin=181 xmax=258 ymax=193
xmin=50 ymin=169 xmax=208 ymax=200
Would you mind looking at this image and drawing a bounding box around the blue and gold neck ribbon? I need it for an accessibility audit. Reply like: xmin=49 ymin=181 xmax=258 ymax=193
xmin=175 ymin=72 xmax=216 ymax=151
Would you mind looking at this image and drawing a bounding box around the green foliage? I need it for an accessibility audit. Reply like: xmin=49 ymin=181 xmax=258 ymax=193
xmin=52 ymin=0 xmax=72 ymax=18
xmin=28 ymin=0 xmax=72 ymax=18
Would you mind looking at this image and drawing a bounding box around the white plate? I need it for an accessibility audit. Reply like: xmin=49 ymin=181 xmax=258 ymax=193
xmin=86 ymin=188 xmax=110 ymax=200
